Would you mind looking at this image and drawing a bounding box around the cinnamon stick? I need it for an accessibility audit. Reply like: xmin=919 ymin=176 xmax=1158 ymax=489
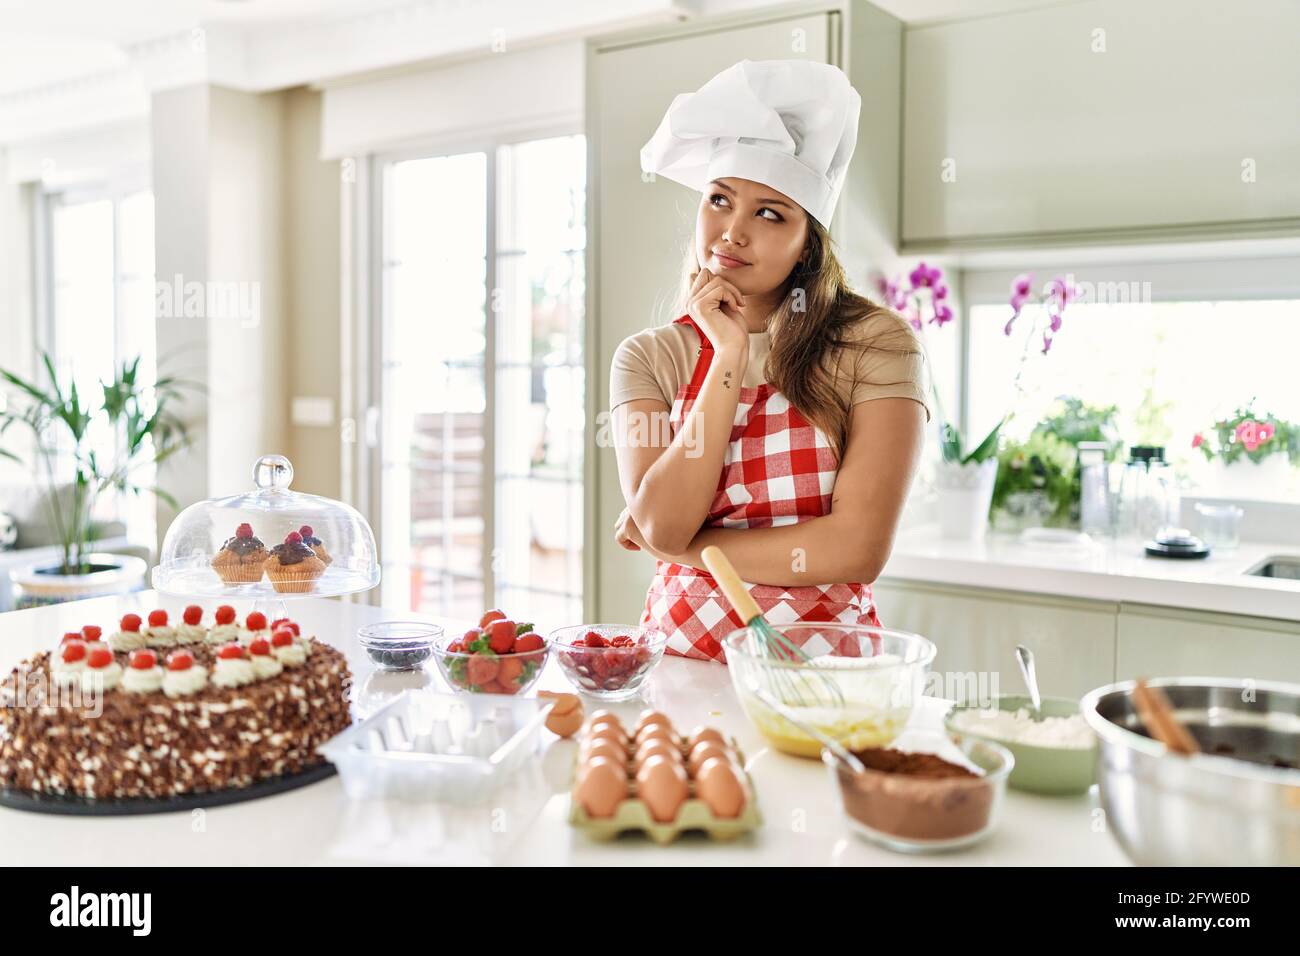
xmin=1133 ymin=679 xmax=1200 ymax=756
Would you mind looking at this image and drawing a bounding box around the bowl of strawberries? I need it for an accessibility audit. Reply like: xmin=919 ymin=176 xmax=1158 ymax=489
xmin=433 ymin=609 xmax=548 ymax=696
xmin=549 ymin=624 xmax=667 ymax=701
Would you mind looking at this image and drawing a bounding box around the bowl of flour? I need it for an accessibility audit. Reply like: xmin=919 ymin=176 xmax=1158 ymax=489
xmin=945 ymin=694 xmax=1097 ymax=795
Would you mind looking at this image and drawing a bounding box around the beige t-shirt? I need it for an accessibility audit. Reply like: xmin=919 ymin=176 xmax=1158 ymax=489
xmin=609 ymin=311 xmax=932 ymax=420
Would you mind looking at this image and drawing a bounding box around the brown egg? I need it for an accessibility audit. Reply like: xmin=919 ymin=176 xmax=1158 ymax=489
xmin=633 ymin=709 xmax=673 ymax=735
xmin=587 ymin=710 xmax=624 ymax=732
xmin=539 ymin=691 xmax=583 ymax=738
xmin=695 ymin=756 xmax=748 ymax=818
xmin=686 ymin=725 xmax=726 ymax=752
xmin=575 ymin=756 xmax=628 ymax=818
xmin=581 ymin=737 xmax=628 ymax=768
xmin=687 ymin=739 xmax=734 ymax=777
xmin=635 ymin=722 xmax=682 ymax=750
xmin=634 ymin=754 xmax=689 ymax=823
xmin=585 ymin=722 xmax=629 ymax=752
xmin=632 ymin=737 xmax=683 ymax=774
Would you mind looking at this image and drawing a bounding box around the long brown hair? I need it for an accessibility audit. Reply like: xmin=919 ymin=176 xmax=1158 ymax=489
xmin=674 ymin=217 xmax=923 ymax=461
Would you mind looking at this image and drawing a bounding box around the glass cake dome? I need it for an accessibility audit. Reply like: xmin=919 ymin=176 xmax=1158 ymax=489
xmin=152 ymin=454 xmax=380 ymax=600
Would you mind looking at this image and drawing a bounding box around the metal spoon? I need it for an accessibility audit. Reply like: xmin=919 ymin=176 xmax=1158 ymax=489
xmin=751 ymin=687 xmax=866 ymax=775
xmin=1015 ymin=644 xmax=1042 ymax=721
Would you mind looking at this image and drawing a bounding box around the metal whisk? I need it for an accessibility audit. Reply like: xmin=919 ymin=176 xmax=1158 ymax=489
xmin=701 ymin=545 xmax=844 ymax=708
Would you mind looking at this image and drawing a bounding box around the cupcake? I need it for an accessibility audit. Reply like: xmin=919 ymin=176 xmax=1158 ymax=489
xmin=211 ymin=522 xmax=268 ymax=584
xmin=297 ymin=524 xmax=332 ymax=566
xmin=263 ymin=531 xmax=326 ymax=593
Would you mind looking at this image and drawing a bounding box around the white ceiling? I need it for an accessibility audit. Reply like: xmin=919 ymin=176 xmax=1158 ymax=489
xmin=0 ymin=0 xmax=1074 ymax=97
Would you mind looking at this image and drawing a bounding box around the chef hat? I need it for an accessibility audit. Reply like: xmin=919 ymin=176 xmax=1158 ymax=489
xmin=640 ymin=59 xmax=861 ymax=227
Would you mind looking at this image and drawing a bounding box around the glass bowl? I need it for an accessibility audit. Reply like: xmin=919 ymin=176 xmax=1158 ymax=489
xmin=824 ymin=731 xmax=1013 ymax=853
xmin=723 ymin=623 xmax=936 ymax=759
xmin=549 ymin=624 xmax=667 ymax=701
xmin=152 ymin=454 xmax=380 ymax=599
xmin=432 ymin=632 xmax=549 ymax=696
xmin=358 ymin=621 xmax=444 ymax=672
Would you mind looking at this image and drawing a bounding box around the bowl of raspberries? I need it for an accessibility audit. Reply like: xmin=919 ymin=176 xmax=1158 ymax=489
xmin=549 ymin=624 xmax=667 ymax=701
xmin=434 ymin=608 xmax=548 ymax=696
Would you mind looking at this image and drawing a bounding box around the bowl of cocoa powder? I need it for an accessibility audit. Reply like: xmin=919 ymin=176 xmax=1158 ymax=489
xmin=824 ymin=733 xmax=1013 ymax=853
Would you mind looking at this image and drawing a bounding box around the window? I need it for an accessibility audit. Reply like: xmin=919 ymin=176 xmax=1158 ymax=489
xmin=46 ymin=188 xmax=157 ymax=546
xmin=967 ymin=297 xmax=1300 ymax=496
xmin=377 ymin=134 xmax=586 ymax=629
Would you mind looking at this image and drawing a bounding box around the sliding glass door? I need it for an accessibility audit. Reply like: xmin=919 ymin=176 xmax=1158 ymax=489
xmin=377 ymin=134 xmax=585 ymax=631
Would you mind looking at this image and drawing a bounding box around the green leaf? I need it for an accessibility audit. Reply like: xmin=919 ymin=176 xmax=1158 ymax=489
xmin=961 ymin=416 xmax=1007 ymax=465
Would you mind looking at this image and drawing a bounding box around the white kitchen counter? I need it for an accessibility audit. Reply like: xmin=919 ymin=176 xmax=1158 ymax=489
xmin=0 ymin=592 xmax=1127 ymax=866
xmin=885 ymin=526 xmax=1300 ymax=621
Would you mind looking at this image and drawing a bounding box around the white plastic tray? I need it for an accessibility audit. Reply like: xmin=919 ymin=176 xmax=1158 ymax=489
xmin=318 ymin=690 xmax=553 ymax=805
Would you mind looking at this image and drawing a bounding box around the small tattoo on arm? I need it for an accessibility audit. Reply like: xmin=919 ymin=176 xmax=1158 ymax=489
xmin=724 ymin=370 xmax=733 ymax=389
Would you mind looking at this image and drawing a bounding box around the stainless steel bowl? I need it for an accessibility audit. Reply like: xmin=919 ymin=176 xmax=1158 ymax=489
xmin=1081 ymin=678 xmax=1300 ymax=866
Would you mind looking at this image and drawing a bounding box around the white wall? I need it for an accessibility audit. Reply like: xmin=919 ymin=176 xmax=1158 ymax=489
xmin=283 ymin=87 xmax=342 ymax=501
xmin=151 ymin=85 xmax=212 ymax=534
xmin=205 ymin=86 xmax=288 ymax=498
xmin=319 ymin=40 xmax=585 ymax=159
xmin=151 ymin=84 xmax=291 ymax=548
xmin=0 ymin=152 xmax=38 ymax=485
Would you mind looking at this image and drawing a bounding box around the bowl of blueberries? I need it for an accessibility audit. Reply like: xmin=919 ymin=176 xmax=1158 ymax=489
xmin=357 ymin=621 xmax=444 ymax=671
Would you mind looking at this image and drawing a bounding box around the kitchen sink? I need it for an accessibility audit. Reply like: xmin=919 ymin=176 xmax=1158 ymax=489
xmin=1244 ymin=555 xmax=1300 ymax=580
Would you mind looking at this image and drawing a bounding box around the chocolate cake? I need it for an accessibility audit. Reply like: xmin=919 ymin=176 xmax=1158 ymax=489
xmin=0 ymin=626 xmax=351 ymax=801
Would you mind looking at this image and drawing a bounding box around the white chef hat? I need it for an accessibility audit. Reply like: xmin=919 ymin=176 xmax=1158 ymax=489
xmin=640 ymin=59 xmax=861 ymax=227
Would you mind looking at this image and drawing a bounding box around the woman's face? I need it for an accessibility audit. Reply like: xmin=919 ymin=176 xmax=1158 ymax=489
xmin=695 ymin=177 xmax=809 ymax=298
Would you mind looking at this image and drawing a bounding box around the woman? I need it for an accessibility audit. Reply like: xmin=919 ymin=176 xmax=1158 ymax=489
xmin=609 ymin=59 xmax=931 ymax=664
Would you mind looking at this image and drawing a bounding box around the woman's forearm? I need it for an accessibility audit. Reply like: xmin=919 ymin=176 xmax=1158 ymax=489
xmin=647 ymin=513 xmax=891 ymax=587
xmin=628 ymin=346 xmax=747 ymax=553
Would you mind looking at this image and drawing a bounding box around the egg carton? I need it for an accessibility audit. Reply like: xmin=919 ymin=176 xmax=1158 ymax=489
xmin=319 ymin=689 xmax=553 ymax=805
xmin=567 ymin=738 xmax=762 ymax=845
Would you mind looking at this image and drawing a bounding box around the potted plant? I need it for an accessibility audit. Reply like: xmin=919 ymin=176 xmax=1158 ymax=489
xmin=0 ymin=354 xmax=191 ymax=605
xmin=991 ymin=398 xmax=1121 ymax=531
xmin=878 ymin=265 xmax=1078 ymax=538
xmin=1192 ymin=403 xmax=1298 ymax=500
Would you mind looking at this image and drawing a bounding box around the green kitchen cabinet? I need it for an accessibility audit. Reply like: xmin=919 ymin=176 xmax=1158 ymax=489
xmin=1115 ymin=605 xmax=1300 ymax=684
xmin=872 ymin=579 xmax=1118 ymax=701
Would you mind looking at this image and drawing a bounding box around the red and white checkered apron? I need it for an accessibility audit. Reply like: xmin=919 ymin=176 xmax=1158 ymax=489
xmin=639 ymin=314 xmax=882 ymax=664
